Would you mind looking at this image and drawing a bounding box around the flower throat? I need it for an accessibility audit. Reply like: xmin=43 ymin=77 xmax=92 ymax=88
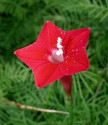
xmin=49 ymin=37 xmax=64 ymax=63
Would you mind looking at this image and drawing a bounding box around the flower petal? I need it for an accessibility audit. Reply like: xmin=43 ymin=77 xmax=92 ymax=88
xmin=14 ymin=42 xmax=49 ymax=69
xmin=60 ymin=49 xmax=89 ymax=75
xmin=37 ymin=21 xmax=66 ymax=50
xmin=72 ymin=49 xmax=89 ymax=67
xmin=63 ymin=28 xmax=90 ymax=53
xmin=33 ymin=63 xmax=63 ymax=88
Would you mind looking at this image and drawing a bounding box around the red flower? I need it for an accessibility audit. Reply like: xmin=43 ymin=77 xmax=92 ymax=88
xmin=14 ymin=21 xmax=90 ymax=89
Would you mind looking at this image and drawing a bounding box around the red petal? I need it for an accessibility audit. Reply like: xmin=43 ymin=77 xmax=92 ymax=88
xmin=73 ymin=49 xmax=89 ymax=67
xmin=60 ymin=49 xmax=89 ymax=75
xmin=63 ymin=28 xmax=90 ymax=53
xmin=14 ymin=42 xmax=49 ymax=69
xmin=33 ymin=63 xmax=63 ymax=88
xmin=37 ymin=21 xmax=66 ymax=50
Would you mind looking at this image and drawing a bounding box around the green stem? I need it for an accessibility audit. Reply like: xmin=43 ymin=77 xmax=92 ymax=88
xmin=60 ymin=75 xmax=73 ymax=124
xmin=66 ymin=94 xmax=73 ymax=125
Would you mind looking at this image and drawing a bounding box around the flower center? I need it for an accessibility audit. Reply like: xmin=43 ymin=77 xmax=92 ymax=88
xmin=49 ymin=50 xmax=64 ymax=63
xmin=49 ymin=37 xmax=64 ymax=63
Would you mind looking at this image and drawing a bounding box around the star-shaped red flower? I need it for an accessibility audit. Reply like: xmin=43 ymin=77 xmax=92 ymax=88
xmin=14 ymin=21 xmax=90 ymax=88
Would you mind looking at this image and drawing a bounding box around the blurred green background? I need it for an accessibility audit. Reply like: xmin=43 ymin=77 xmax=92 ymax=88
xmin=0 ymin=0 xmax=108 ymax=125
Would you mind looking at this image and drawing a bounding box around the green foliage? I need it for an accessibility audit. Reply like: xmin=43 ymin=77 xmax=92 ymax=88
xmin=0 ymin=0 xmax=108 ymax=124
xmin=61 ymin=0 xmax=108 ymax=22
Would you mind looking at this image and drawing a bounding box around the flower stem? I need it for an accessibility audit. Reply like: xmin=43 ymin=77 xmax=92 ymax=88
xmin=60 ymin=75 xmax=73 ymax=125
xmin=66 ymin=94 xmax=73 ymax=125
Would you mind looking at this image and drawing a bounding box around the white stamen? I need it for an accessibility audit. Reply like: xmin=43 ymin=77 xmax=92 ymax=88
xmin=57 ymin=37 xmax=62 ymax=43
xmin=57 ymin=43 xmax=63 ymax=49
xmin=56 ymin=37 xmax=63 ymax=56
xmin=56 ymin=49 xmax=63 ymax=55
